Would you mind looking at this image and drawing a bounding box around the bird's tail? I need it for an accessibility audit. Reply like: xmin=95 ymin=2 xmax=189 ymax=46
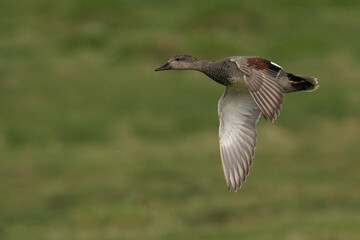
xmin=287 ymin=73 xmax=319 ymax=92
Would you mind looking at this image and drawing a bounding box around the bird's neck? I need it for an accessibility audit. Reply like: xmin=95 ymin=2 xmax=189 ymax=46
xmin=194 ymin=60 xmax=230 ymax=86
xmin=187 ymin=59 xmax=210 ymax=71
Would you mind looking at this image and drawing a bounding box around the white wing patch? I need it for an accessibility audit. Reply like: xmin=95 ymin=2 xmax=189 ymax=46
xmin=270 ymin=61 xmax=282 ymax=69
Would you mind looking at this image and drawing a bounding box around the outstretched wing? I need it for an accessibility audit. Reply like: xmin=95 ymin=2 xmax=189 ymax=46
xmin=218 ymin=87 xmax=261 ymax=191
xmin=231 ymin=57 xmax=283 ymax=122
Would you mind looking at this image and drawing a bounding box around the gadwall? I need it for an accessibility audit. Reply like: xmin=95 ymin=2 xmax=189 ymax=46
xmin=155 ymin=55 xmax=318 ymax=191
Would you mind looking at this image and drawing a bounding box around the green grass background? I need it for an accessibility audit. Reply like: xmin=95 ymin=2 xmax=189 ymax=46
xmin=1 ymin=0 xmax=360 ymax=239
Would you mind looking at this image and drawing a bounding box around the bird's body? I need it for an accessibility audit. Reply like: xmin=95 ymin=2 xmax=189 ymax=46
xmin=155 ymin=55 xmax=318 ymax=191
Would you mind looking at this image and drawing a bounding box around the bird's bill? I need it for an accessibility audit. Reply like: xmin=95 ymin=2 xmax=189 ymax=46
xmin=155 ymin=62 xmax=172 ymax=71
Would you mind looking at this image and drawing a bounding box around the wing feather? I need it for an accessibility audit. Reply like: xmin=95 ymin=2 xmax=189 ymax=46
xmin=218 ymin=87 xmax=261 ymax=191
xmin=231 ymin=57 xmax=284 ymax=122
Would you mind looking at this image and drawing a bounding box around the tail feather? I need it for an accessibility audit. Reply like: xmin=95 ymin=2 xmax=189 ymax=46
xmin=287 ymin=73 xmax=319 ymax=92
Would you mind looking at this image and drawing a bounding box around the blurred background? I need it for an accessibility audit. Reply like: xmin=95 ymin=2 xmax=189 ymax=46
xmin=0 ymin=0 xmax=359 ymax=239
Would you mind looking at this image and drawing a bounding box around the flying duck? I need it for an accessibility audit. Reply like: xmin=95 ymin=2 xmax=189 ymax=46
xmin=155 ymin=55 xmax=318 ymax=191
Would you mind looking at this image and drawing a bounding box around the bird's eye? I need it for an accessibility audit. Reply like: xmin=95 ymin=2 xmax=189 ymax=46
xmin=175 ymin=58 xmax=181 ymax=61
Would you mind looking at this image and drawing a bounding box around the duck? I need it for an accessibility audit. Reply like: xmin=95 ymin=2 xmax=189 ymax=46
xmin=155 ymin=55 xmax=318 ymax=191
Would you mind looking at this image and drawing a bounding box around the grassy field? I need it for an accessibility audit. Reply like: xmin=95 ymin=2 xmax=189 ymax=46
xmin=1 ymin=0 xmax=360 ymax=239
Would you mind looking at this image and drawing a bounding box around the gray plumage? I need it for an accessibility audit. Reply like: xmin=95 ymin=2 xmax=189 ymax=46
xmin=155 ymin=55 xmax=319 ymax=191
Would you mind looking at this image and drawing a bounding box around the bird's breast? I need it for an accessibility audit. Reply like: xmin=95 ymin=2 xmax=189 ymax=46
xmin=229 ymin=76 xmax=249 ymax=92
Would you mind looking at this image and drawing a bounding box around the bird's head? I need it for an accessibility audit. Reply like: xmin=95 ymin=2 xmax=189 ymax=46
xmin=155 ymin=55 xmax=199 ymax=71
